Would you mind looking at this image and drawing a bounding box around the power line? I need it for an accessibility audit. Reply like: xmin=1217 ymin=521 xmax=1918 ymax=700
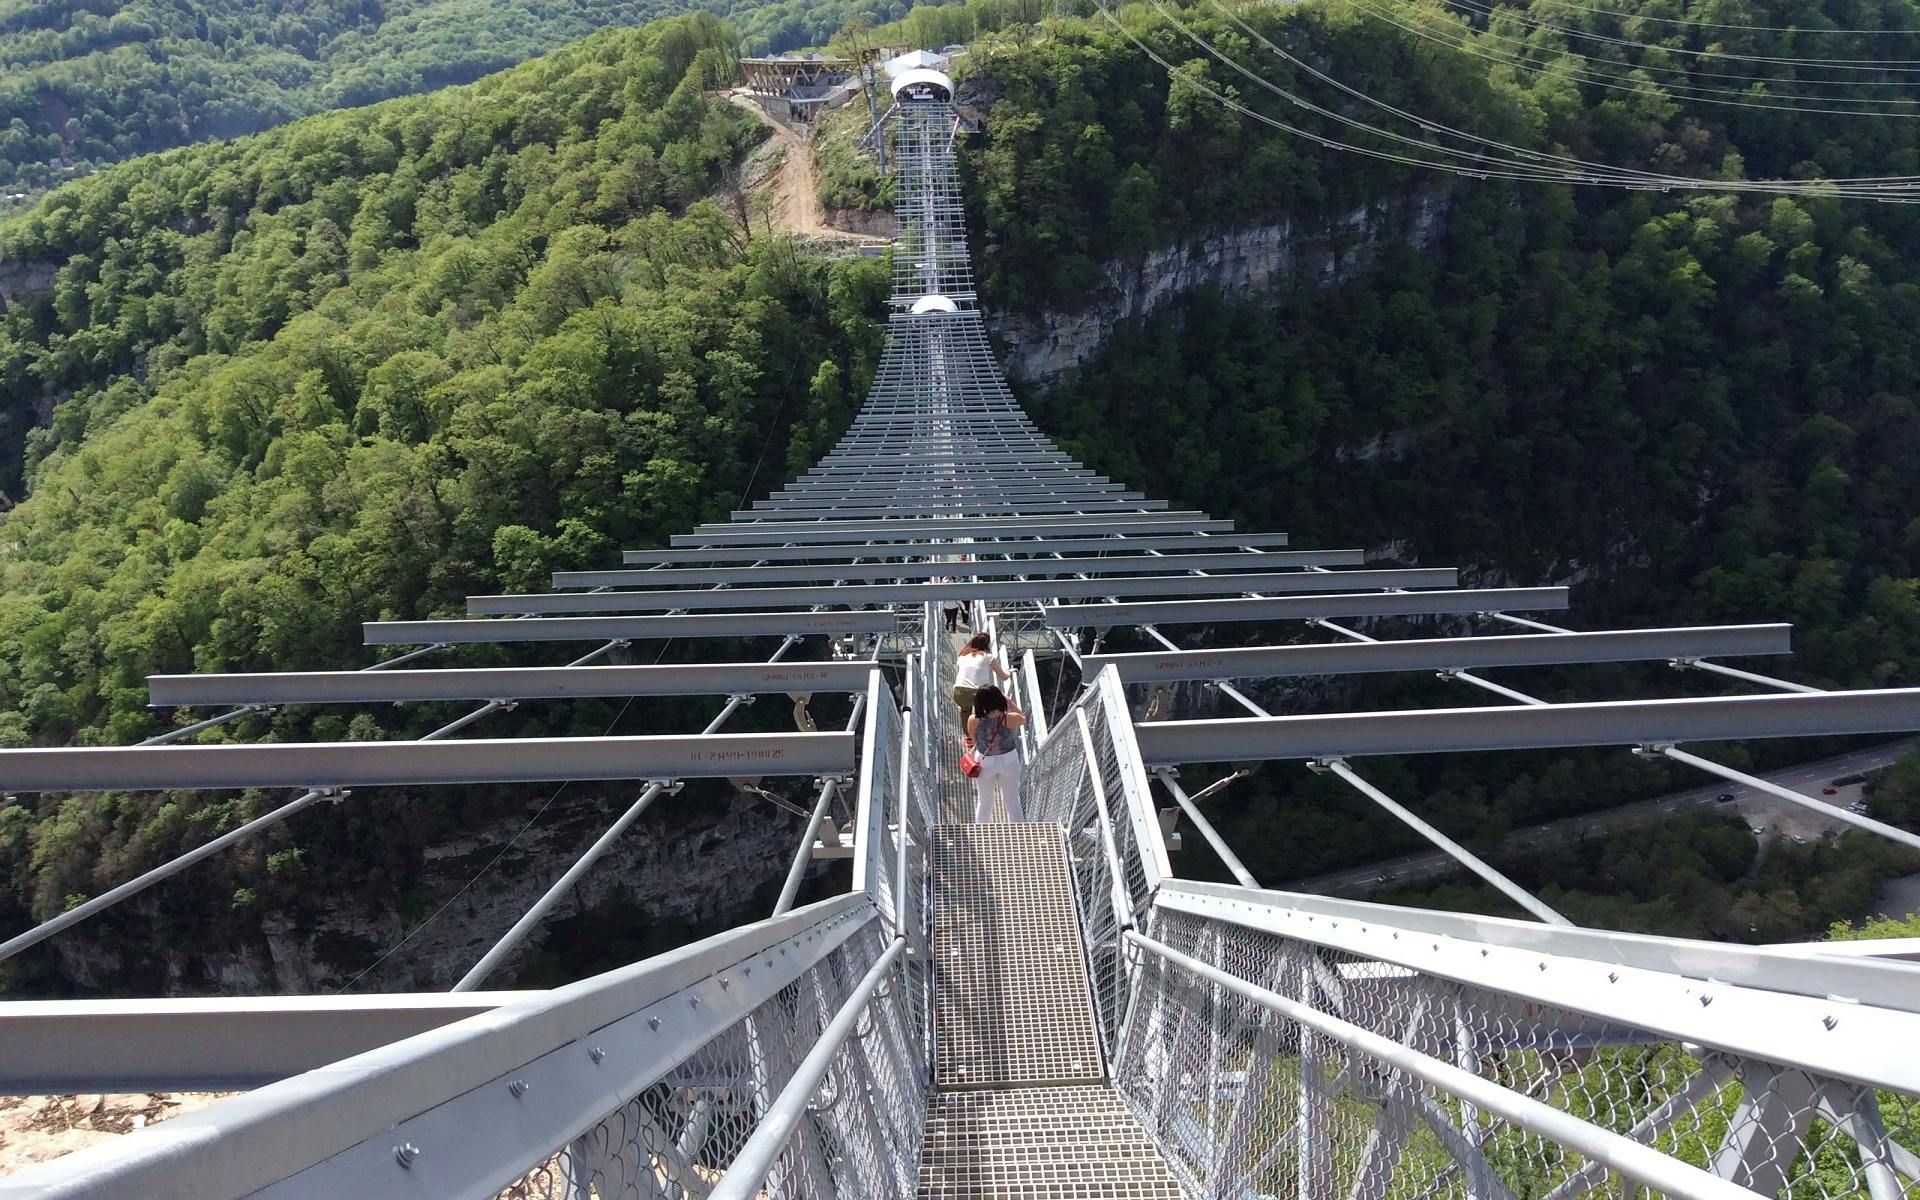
xmin=1204 ymin=0 xmax=1920 ymax=188
xmin=1467 ymin=0 xmax=1920 ymax=37
xmin=1443 ymin=0 xmax=1920 ymax=69
xmin=1348 ymin=0 xmax=1920 ymax=113
xmin=1099 ymin=0 xmax=1920 ymax=199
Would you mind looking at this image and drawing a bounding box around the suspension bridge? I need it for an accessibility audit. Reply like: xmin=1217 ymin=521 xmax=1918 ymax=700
xmin=3 ymin=70 xmax=1920 ymax=1199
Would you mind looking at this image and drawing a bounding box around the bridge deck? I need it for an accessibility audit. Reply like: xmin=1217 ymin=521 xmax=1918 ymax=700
xmin=918 ymin=1087 xmax=1184 ymax=1199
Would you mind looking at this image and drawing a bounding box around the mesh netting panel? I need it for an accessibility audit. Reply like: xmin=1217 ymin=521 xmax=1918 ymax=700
xmin=1117 ymin=907 xmax=1920 ymax=1200
xmin=490 ymin=922 xmax=926 ymax=1200
xmin=861 ymin=686 xmax=903 ymax=937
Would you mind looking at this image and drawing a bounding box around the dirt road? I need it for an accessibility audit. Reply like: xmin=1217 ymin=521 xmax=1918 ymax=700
xmin=728 ymin=93 xmax=884 ymax=244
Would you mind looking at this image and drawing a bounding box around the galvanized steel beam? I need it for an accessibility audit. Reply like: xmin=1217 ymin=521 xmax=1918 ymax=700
xmin=363 ymin=611 xmax=897 ymax=645
xmin=674 ymin=516 xmax=1229 ymax=546
xmin=560 ymin=550 xmax=1363 ymax=588
xmin=1083 ymin=625 xmax=1793 ymax=683
xmin=468 ymin=569 xmax=1459 ymax=616
xmin=1047 ymin=587 xmax=1571 ymax=628
xmin=732 ymin=498 xmax=1171 ymax=520
xmin=0 ymin=732 xmax=856 ymax=792
xmin=619 ymin=532 xmax=1292 ymax=565
xmin=1133 ymin=688 xmax=1920 ymax=764
xmin=0 ymin=993 xmax=539 ymax=1094
xmin=149 ymin=661 xmax=875 ymax=707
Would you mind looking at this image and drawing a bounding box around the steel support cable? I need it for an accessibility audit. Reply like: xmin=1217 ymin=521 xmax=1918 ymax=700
xmin=1096 ymin=0 xmax=1647 ymax=185
xmin=1314 ymin=757 xmax=1575 ymax=923
xmin=1152 ymin=767 xmax=1262 ymax=886
xmin=1352 ymin=0 xmax=1920 ymax=106
xmin=1146 ymin=0 xmax=1656 ymax=184
xmin=0 ymin=642 xmax=555 ymax=966
xmin=1124 ymin=929 xmax=1771 ymax=1200
xmin=1336 ymin=612 xmax=1920 ymax=854
xmin=1344 ymin=0 xmax=1920 ymax=115
xmin=1175 ymin=642 xmax=1569 ymax=922
xmin=1098 ymin=0 xmax=1920 ymax=199
xmin=1482 ymin=0 xmax=1920 ymax=37
xmin=1171 ymin=0 xmax=1920 ymax=200
xmin=1205 ymin=0 xmax=1920 ymax=190
xmin=452 ymin=634 xmax=805 ymax=991
xmin=1438 ymin=0 xmax=1920 ymax=70
xmin=1360 ymin=0 xmax=1920 ymax=100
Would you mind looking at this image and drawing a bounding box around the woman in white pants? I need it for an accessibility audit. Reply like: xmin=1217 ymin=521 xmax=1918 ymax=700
xmin=965 ymin=685 xmax=1026 ymax=822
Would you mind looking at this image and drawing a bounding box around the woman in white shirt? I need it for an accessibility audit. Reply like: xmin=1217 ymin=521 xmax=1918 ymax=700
xmin=953 ymin=632 xmax=1010 ymax=728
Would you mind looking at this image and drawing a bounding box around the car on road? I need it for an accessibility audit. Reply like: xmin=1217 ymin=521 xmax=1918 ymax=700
xmin=1848 ymin=802 xmax=1871 ymax=816
xmin=1715 ymin=792 xmax=1735 ymax=803
xmin=1750 ymin=824 xmax=1767 ymax=835
xmin=1791 ymin=835 xmax=1808 ymax=845
xmin=1822 ymin=786 xmax=1839 ymax=795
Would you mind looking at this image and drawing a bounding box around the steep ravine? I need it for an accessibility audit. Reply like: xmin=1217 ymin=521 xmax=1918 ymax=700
xmin=40 ymin=790 xmax=827 ymax=995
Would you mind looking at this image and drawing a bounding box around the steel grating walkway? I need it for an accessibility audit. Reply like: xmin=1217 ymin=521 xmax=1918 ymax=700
xmin=918 ymin=1088 xmax=1186 ymax=1199
xmin=930 ymin=823 xmax=1103 ymax=1088
xmin=924 ymin=824 xmax=1185 ymax=1197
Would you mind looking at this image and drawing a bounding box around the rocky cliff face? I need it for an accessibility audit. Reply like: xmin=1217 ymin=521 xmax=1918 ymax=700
xmin=46 ymin=788 xmax=824 ymax=994
xmin=990 ymin=189 xmax=1453 ymax=387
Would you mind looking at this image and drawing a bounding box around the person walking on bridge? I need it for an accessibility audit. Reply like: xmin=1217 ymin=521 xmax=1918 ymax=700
xmin=966 ymin=686 xmax=1025 ymax=821
xmin=953 ymin=632 xmax=1009 ymax=726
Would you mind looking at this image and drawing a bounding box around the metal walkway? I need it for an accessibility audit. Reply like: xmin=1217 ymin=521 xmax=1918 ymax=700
xmin=4 ymin=67 xmax=1920 ymax=1200
xmin=930 ymin=823 xmax=1104 ymax=1089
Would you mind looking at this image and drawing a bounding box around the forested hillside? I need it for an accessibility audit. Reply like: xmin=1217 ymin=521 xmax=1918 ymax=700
xmin=960 ymin=6 xmax=1920 ymax=683
xmin=0 ymin=14 xmax=886 ymax=988
xmin=939 ymin=1 xmax=1920 ymax=921
xmin=0 ymin=0 xmax=921 ymax=196
xmin=8 ymin=0 xmax=1920 ymax=982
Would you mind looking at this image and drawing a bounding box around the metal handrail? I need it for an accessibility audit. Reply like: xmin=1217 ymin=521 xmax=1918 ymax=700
xmin=1126 ymin=929 xmax=1762 ymax=1200
xmin=709 ymin=936 xmax=909 ymax=1199
xmin=5 ymin=896 xmax=877 ymax=1200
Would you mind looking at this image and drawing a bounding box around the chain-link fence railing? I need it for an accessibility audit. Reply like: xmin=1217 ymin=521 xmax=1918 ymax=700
xmin=1117 ymin=899 xmax=1920 ymax=1200
xmin=496 ymin=920 xmax=926 ymax=1200
xmin=1023 ymin=664 xmax=1172 ymax=1058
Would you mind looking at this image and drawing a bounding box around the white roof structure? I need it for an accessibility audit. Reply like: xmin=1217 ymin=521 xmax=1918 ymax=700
xmin=883 ymin=49 xmax=947 ymax=78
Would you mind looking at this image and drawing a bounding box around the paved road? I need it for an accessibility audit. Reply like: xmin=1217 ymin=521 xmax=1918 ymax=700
xmin=1284 ymin=739 xmax=1917 ymax=897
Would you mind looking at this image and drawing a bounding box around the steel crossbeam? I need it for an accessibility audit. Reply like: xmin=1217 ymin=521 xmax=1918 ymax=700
xmin=149 ymin=661 xmax=875 ymax=707
xmin=0 ymin=993 xmax=539 ymax=1094
xmin=1045 ymin=587 xmax=1571 ymax=627
xmin=363 ymin=610 xmax=898 ymax=644
xmin=1082 ymin=625 xmax=1793 ymax=682
xmin=467 ymin=569 xmax=1459 ymax=615
xmin=559 ymin=550 xmax=1363 ymax=588
xmin=0 ymin=898 xmax=877 ymax=1199
xmin=1133 ymin=688 xmax=1920 ymax=764
xmin=0 ymin=732 xmax=855 ymax=792
xmin=674 ymin=516 xmax=1227 ymax=545
xmin=732 ymin=498 xmax=1172 ymax=520
xmin=618 ymin=532 xmax=1292 ymax=565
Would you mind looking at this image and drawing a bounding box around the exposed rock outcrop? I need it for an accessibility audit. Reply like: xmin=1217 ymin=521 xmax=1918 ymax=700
xmin=45 ymin=788 xmax=821 ymax=994
xmin=991 ymin=189 xmax=1452 ymax=387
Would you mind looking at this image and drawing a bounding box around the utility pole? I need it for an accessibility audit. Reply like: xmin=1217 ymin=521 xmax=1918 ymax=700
xmin=862 ymin=54 xmax=886 ymax=173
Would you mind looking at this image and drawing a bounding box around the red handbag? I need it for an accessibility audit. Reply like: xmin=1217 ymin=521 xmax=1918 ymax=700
xmin=958 ymin=747 xmax=982 ymax=777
